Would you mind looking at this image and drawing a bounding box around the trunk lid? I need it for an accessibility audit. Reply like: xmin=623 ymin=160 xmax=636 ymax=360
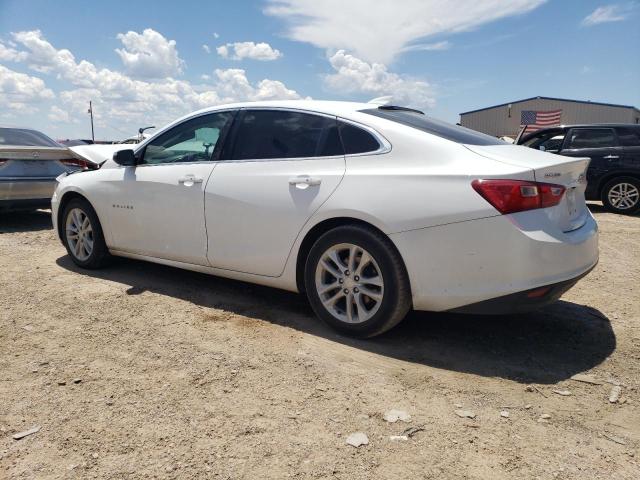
xmin=0 ymin=146 xmax=73 ymax=160
xmin=0 ymin=146 xmax=79 ymax=179
xmin=464 ymin=144 xmax=591 ymax=232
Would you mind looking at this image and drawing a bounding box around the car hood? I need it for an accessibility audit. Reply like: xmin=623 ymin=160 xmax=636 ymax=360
xmin=68 ymin=144 xmax=129 ymax=167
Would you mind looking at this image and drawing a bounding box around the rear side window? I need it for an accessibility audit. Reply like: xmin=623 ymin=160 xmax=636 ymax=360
xmin=362 ymin=108 xmax=503 ymax=146
xmin=566 ymin=128 xmax=618 ymax=149
xmin=231 ymin=110 xmax=343 ymax=160
xmin=0 ymin=128 xmax=60 ymax=147
xmin=338 ymin=122 xmax=381 ymax=154
xmin=616 ymin=127 xmax=640 ymax=147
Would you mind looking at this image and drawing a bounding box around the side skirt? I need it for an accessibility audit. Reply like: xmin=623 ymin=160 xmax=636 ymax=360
xmin=108 ymin=249 xmax=299 ymax=293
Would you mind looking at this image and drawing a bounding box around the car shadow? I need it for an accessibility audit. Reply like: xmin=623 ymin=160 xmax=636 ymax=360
xmin=0 ymin=209 xmax=52 ymax=233
xmin=587 ymin=202 xmax=607 ymax=214
xmin=56 ymin=255 xmax=615 ymax=385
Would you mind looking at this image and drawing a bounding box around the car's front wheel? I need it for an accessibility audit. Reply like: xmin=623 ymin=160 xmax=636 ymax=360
xmin=304 ymin=225 xmax=411 ymax=337
xmin=601 ymin=176 xmax=640 ymax=215
xmin=62 ymin=198 xmax=111 ymax=268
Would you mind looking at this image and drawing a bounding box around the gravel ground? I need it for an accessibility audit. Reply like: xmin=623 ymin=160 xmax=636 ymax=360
xmin=1 ymin=205 xmax=639 ymax=479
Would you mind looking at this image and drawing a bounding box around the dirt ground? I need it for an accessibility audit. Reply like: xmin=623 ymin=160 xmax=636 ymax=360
xmin=1 ymin=204 xmax=639 ymax=479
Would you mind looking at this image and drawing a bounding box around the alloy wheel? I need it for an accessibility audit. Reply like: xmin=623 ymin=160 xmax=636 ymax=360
xmin=607 ymin=182 xmax=640 ymax=210
xmin=314 ymin=243 xmax=384 ymax=324
xmin=65 ymin=208 xmax=94 ymax=261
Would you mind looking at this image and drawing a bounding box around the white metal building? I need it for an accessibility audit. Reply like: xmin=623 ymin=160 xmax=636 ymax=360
xmin=460 ymin=96 xmax=640 ymax=138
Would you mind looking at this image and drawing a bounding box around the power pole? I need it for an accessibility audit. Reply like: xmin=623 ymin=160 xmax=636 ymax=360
xmin=87 ymin=101 xmax=95 ymax=142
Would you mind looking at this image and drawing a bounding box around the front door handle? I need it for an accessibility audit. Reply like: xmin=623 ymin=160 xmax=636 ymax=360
xmin=603 ymin=155 xmax=620 ymax=160
xmin=178 ymin=175 xmax=203 ymax=186
xmin=289 ymin=175 xmax=322 ymax=189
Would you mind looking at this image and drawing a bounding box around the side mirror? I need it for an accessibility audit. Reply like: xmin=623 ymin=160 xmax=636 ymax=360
xmin=113 ymin=149 xmax=137 ymax=166
xmin=538 ymin=145 xmax=546 ymax=152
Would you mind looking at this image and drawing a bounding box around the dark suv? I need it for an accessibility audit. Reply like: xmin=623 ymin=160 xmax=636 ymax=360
xmin=518 ymin=124 xmax=640 ymax=214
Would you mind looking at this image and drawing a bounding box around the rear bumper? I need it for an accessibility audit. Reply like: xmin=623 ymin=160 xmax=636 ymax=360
xmin=390 ymin=211 xmax=599 ymax=312
xmin=448 ymin=265 xmax=595 ymax=314
xmin=0 ymin=179 xmax=56 ymax=203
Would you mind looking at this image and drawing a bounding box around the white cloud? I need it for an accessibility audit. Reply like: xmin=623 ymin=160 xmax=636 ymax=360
xmin=11 ymin=29 xmax=77 ymax=74
xmin=3 ymin=30 xmax=304 ymax=137
xmin=212 ymin=68 xmax=301 ymax=102
xmin=48 ymin=105 xmax=73 ymax=123
xmin=0 ymin=64 xmax=54 ymax=111
xmin=216 ymin=45 xmax=229 ymax=58
xmin=582 ymin=4 xmax=634 ymax=26
xmin=0 ymin=41 xmax=28 ymax=62
xmin=325 ymin=50 xmax=434 ymax=108
xmin=216 ymin=41 xmax=282 ymax=61
xmin=403 ymin=41 xmax=451 ymax=52
xmin=213 ymin=32 xmax=220 ymax=39
xmin=202 ymin=44 xmax=211 ymax=54
xmin=115 ymin=28 xmax=184 ymax=78
xmin=265 ymin=0 xmax=546 ymax=63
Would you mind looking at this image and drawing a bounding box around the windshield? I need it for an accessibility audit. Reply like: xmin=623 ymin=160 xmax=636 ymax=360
xmin=0 ymin=128 xmax=61 ymax=147
xmin=361 ymin=108 xmax=504 ymax=146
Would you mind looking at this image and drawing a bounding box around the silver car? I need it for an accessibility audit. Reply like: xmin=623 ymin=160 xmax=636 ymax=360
xmin=0 ymin=127 xmax=94 ymax=211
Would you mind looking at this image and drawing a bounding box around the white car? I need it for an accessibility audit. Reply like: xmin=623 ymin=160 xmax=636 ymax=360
xmin=52 ymin=101 xmax=598 ymax=337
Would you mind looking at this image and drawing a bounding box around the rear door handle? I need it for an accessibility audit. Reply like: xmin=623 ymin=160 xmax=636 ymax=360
xmin=178 ymin=175 xmax=203 ymax=186
xmin=603 ymin=155 xmax=620 ymax=160
xmin=289 ymin=175 xmax=321 ymax=188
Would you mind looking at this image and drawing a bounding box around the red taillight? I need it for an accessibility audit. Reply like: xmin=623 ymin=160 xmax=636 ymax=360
xmin=471 ymin=179 xmax=566 ymax=214
xmin=60 ymin=158 xmax=97 ymax=170
xmin=527 ymin=286 xmax=552 ymax=298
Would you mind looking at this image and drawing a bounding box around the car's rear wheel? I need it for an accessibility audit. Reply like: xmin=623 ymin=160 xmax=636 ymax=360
xmin=304 ymin=225 xmax=411 ymax=337
xmin=62 ymin=198 xmax=110 ymax=268
xmin=601 ymin=177 xmax=640 ymax=215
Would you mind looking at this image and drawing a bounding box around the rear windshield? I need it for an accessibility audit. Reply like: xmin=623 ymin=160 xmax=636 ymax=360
xmin=361 ymin=108 xmax=504 ymax=146
xmin=0 ymin=128 xmax=60 ymax=147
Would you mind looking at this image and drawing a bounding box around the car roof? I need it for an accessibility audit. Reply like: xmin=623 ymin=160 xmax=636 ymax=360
xmin=533 ymin=123 xmax=640 ymax=130
xmin=521 ymin=123 xmax=640 ymax=141
xmin=187 ymin=100 xmax=375 ymax=119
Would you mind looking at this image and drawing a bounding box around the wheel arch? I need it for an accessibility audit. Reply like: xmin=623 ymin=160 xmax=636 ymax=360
xmin=56 ymin=190 xmax=92 ymax=241
xmin=294 ymin=216 xmax=410 ymax=293
xmin=595 ymin=171 xmax=640 ymax=198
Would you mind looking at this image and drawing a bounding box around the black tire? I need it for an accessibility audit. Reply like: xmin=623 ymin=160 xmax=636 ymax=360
xmin=601 ymin=176 xmax=640 ymax=215
xmin=304 ymin=225 xmax=411 ymax=338
xmin=61 ymin=197 xmax=111 ymax=269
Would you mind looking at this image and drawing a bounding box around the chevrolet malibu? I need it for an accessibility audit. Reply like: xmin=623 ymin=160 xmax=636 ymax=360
xmin=52 ymin=101 xmax=598 ymax=337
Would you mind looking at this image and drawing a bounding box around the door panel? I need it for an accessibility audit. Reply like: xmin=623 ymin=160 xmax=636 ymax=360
xmin=205 ymin=157 xmax=345 ymax=276
xmin=107 ymin=163 xmax=216 ymax=264
xmin=104 ymin=110 xmax=236 ymax=264
xmin=560 ymin=128 xmax=621 ymax=195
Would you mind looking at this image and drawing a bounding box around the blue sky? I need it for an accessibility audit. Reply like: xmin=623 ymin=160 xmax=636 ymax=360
xmin=0 ymin=0 xmax=638 ymax=140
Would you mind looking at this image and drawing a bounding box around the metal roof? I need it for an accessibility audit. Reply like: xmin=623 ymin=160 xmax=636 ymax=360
xmin=460 ymin=96 xmax=639 ymax=115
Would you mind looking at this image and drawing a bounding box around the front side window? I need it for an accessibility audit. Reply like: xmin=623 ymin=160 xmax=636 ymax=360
xmin=142 ymin=111 xmax=234 ymax=165
xmin=230 ymin=110 xmax=342 ymax=160
xmin=565 ymin=128 xmax=618 ymax=149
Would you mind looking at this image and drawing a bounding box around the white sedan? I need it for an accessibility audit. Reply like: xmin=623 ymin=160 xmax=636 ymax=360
xmin=52 ymin=101 xmax=598 ymax=337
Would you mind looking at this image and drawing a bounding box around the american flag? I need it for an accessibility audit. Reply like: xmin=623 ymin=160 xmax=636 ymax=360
xmin=520 ymin=109 xmax=562 ymax=132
